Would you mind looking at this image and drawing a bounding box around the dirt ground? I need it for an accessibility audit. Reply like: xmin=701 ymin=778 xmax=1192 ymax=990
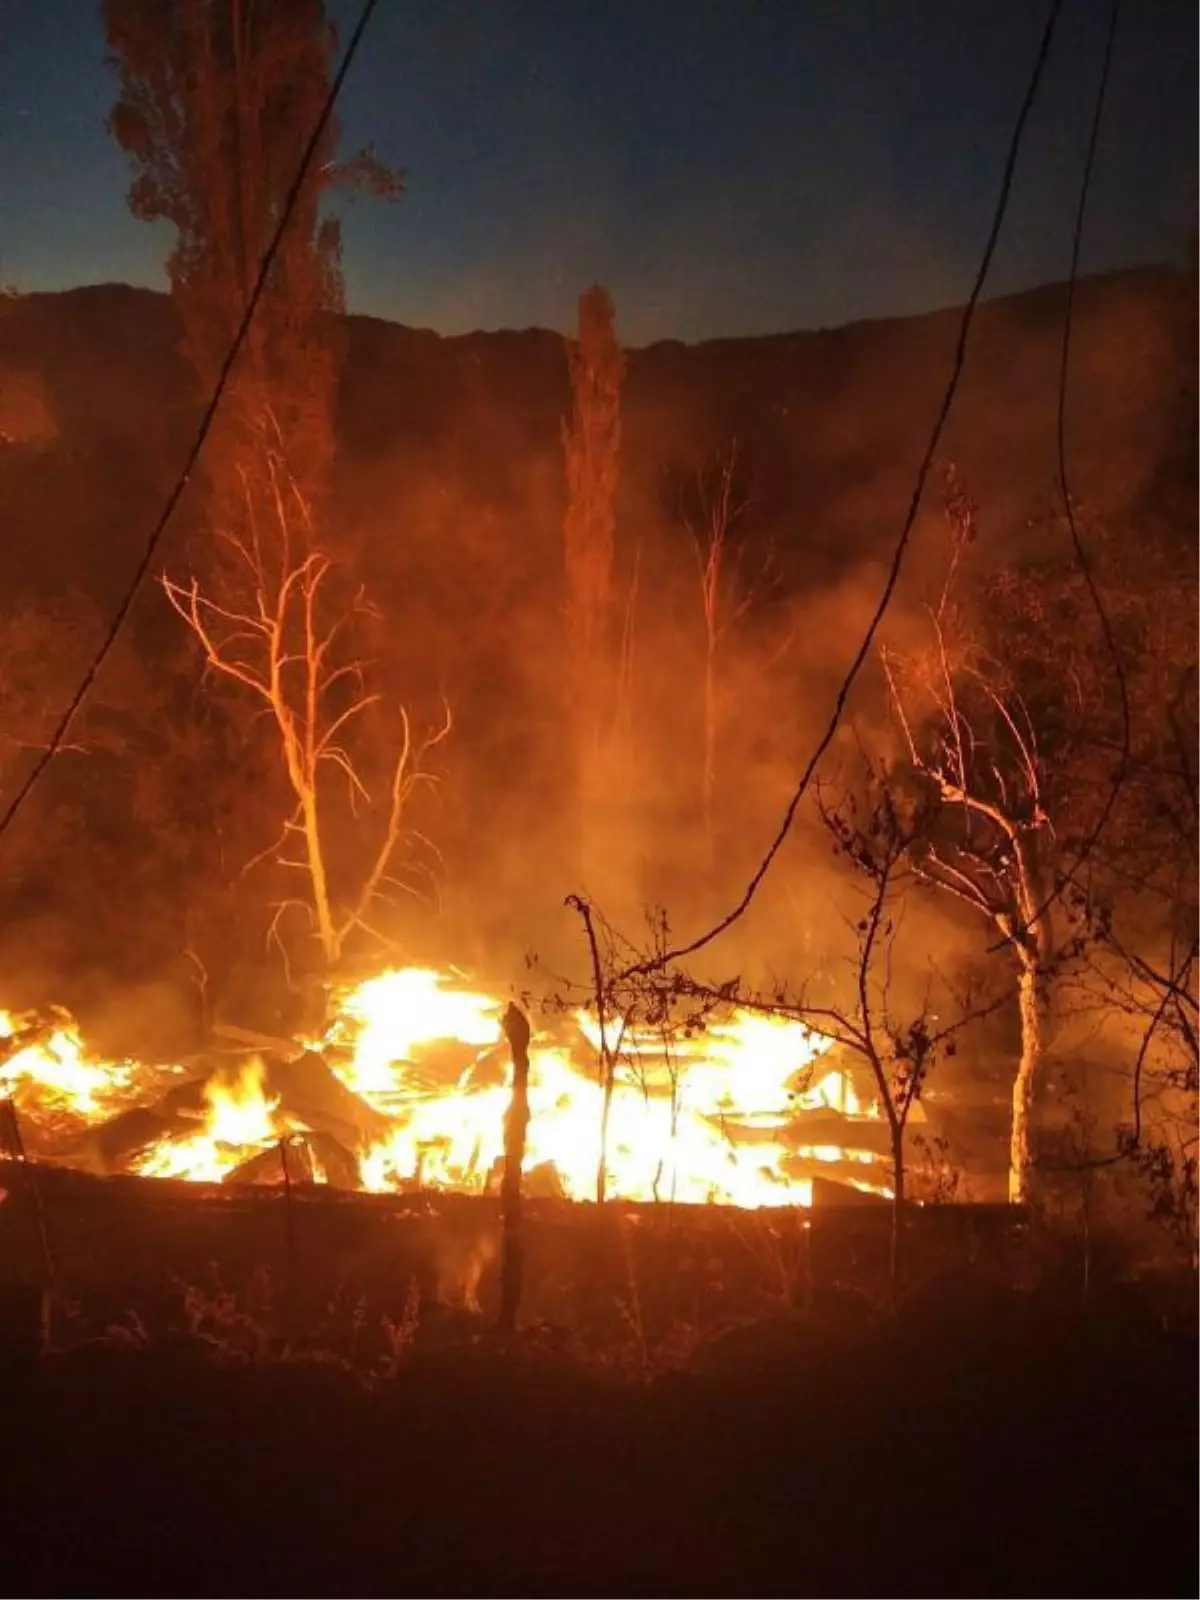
xmin=0 ymin=1295 xmax=1195 ymax=1598
xmin=0 ymin=1177 xmax=1194 ymax=1596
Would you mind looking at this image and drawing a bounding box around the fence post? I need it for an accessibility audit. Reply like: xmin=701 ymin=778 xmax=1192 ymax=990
xmin=498 ymin=1003 xmax=532 ymax=1333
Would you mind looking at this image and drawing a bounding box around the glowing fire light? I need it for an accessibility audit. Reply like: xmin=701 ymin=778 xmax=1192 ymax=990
xmin=328 ymin=967 xmax=503 ymax=1097
xmin=332 ymin=971 xmax=885 ymax=1208
xmin=2 ymin=967 xmax=890 ymax=1205
xmin=1 ymin=1008 xmax=137 ymax=1121
xmin=135 ymin=1059 xmax=282 ymax=1184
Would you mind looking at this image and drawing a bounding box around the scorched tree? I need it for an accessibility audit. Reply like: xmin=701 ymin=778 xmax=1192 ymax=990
xmin=163 ymin=454 xmax=450 ymax=985
xmin=104 ymin=0 xmax=403 ymax=1010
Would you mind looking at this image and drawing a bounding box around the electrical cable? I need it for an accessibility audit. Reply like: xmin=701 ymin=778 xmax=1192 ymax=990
xmin=989 ymin=0 xmax=1128 ymax=954
xmin=618 ymin=0 xmax=1066 ymax=981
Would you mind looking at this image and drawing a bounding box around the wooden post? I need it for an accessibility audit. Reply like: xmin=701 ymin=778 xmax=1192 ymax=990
xmin=278 ymin=1135 xmax=297 ymax=1340
xmin=1 ymin=1093 xmax=54 ymax=1293
xmin=0 ymin=1092 xmax=53 ymax=1365
xmin=498 ymin=1003 xmax=532 ymax=1334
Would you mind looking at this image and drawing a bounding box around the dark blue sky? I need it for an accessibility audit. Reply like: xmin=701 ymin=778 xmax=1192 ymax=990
xmin=0 ymin=0 xmax=1194 ymax=343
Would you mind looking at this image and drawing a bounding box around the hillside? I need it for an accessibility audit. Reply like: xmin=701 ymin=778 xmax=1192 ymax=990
xmin=1 ymin=267 xmax=1188 ymax=583
xmin=0 ymin=266 xmax=1192 ymax=1034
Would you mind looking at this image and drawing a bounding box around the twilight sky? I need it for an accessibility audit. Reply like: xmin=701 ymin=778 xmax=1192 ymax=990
xmin=0 ymin=0 xmax=1194 ymax=344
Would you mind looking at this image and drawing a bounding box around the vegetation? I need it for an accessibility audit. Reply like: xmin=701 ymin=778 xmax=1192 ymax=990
xmin=101 ymin=0 xmax=403 ymax=1007
xmin=103 ymin=0 xmax=398 ymax=526
xmin=0 ymin=0 xmax=1193 ymax=1275
xmin=0 ymin=11 xmax=1193 ymax=1595
xmin=0 ymin=1188 xmax=1194 ymax=1595
xmin=161 ymin=455 xmax=450 ymax=980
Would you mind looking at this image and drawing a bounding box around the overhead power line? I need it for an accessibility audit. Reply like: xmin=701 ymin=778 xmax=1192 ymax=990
xmin=619 ymin=0 xmax=1066 ymax=981
xmin=0 ymin=0 xmax=382 ymax=850
xmin=992 ymin=0 xmax=1128 ymax=953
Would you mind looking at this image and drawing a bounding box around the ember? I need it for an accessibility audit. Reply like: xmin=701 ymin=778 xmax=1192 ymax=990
xmin=1 ymin=967 xmax=891 ymax=1206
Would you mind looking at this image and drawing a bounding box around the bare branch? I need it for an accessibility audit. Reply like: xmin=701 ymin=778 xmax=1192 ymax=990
xmin=165 ymin=452 xmax=451 ymax=975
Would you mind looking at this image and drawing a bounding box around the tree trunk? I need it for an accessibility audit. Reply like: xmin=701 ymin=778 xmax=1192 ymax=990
xmin=563 ymin=285 xmax=623 ymax=892
xmin=300 ymin=789 xmax=338 ymax=967
xmin=575 ymin=898 xmax=615 ymax=1207
xmin=596 ymin=1043 xmax=616 ymax=1206
xmin=701 ymin=637 xmax=717 ymax=887
xmin=498 ymin=1003 xmax=532 ymax=1333
xmin=1009 ymin=952 xmax=1043 ymax=1204
xmin=1008 ymin=829 xmax=1053 ymax=1207
xmin=889 ymin=1121 xmax=905 ymax=1293
xmin=277 ymin=1136 xmax=297 ymax=1338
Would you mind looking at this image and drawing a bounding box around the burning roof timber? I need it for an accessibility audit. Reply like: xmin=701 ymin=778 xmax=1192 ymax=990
xmin=1 ymin=966 xmax=907 ymax=1209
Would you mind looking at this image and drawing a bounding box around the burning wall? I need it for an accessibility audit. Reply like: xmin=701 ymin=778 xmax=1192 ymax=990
xmin=2 ymin=966 xmax=895 ymax=1208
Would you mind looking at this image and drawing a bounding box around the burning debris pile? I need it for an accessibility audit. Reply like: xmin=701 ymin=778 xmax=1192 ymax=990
xmin=2 ymin=968 xmax=894 ymax=1207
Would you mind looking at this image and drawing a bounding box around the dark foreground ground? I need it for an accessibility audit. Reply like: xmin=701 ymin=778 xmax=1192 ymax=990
xmin=0 ymin=1172 xmax=1195 ymax=1595
xmin=0 ymin=1291 xmax=1195 ymax=1599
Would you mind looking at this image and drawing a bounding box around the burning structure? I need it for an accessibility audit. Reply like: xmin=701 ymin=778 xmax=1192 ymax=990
xmin=1 ymin=965 xmax=900 ymax=1209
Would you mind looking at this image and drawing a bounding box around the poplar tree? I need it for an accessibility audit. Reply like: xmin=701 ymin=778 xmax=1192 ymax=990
xmin=562 ymin=284 xmax=626 ymax=880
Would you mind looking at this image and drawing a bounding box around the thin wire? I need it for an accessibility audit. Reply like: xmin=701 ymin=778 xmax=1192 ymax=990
xmin=0 ymin=0 xmax=381 ymax=849
xmin=990 ymin=0 xmax=1127 ymax=954
xmin=619 ymin=0 xmax=1065 ymax=982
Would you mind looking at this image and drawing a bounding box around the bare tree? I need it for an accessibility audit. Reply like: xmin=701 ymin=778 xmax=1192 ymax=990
xmin=562 ymin=284 xmax=627 ymax=883
xmin=104 ymin=1 xmax=402 ymax=1001
xmin=902 ymin=469 xmax=1200 ymax=1211
xmin=559 ymin=897 xmax=719 ymax=1207
xmin=680 ymin=442 xmax=755 ymax=875
xmin=1079 ymin=918 xmax=1199 ymax=1262
xmin=163 ymin=452 xmax=449 ymax=982
xmin=885 ymin=670 xmax=1053 ymax=1206
xmin=599 ymin=770 xmax=1001 ymax=1280
xmin=1090 ymin=720 xmax=1197 ymax=1166
xmin=800 ymin=776 xmax=1001 ymax=1278
xmin=881 ymin=480 xmax=1058 ymax=1205
xmin=673 ymin=440 xmax=795 ymax=905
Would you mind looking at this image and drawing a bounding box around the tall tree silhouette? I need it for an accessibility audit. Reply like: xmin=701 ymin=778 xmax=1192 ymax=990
xmin=103 ymin=0 xmax=401 ymax=1005
xmin=562 ymin=284 xmax=626 ymax=884
xmin=104 ymin=0 xmax=399 ymax=546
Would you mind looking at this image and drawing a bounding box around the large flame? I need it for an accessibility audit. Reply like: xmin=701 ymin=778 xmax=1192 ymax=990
xmin=333 ymin=967 xmax=503 ymax=1096
xmin=1 ymin=1008 xmax=138 ymax=1121
xmin=133 ymin=1059 xmax=283 ymax=1184
xmin=325 ymin=968 xmax=884 ymax=1207
xmin=2 ymin=967 xmax=890 ymax=1205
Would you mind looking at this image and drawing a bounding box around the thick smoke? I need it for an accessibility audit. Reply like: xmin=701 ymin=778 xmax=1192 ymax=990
xmin=0 ymin=269 xmax=1189 ymax=1084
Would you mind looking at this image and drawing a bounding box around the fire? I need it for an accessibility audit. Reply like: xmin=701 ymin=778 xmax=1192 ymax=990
xmin=332 ymin=972 xmax=885 ymax=1208
xmin=328 ymin=967 xmax=503 ymax=1099
xmin=134 ymin=1059 xmax=284 ymax=1184
xmin=2 ymin=966 xmax=891 ymax=1205
xmin=1 ymin=1008 xmax=138 ymax=1122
